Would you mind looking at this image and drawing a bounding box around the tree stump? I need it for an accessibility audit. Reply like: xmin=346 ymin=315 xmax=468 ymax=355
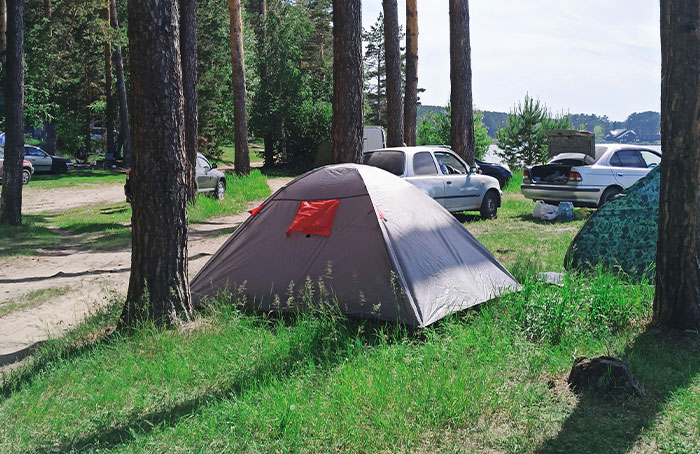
xmin=567 ymin=356 xmax=645 ymax=397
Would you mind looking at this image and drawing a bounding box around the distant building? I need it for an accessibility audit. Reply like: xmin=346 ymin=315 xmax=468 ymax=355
xmin=605 ymin=128 xmax=638 ymax=143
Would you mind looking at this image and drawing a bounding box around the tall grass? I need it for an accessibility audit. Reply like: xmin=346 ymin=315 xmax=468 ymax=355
xmin=0 ymin=267 xmax=673 ymax=453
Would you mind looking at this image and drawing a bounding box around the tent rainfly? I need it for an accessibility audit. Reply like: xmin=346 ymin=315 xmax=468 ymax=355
xmin=191 ymin=164 xmax=519 ymax=327
xmin=565 ymin=165 xmax=661 ymax=278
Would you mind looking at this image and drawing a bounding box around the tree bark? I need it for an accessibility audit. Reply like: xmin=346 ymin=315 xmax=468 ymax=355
xmin=228 ymin=0 xmax=250 ymax=175
xmin=653 ymin=0 xmax=700 ymax=330
xmin=122 ymin=0 xmax=192 ymax=326
xmin=110 ymin=0 xmax=131 ymax=167
xmin=254 ymin=0 xmax=274 ymax=169
xmin=383 ymin=0 xmax=403 ymax=147
xmin=103 ymin=3 xmax=116 ymax=164
xmin=45 ymin=120 xmax=56 ymax=155
xmin=0 ymin=0 xmax=6 ymax=66
xmin=331 ymin=0 xmax=363 ymax=163
xmin=449 ymin=0 xmax=474 ymax=164
xmin=0 ymin=0 xmax=23 ymax=226
xmin=180 ymin=0 xmax=198 ymax=201
xmin=403 ymin=0 xmax=418 ymax=146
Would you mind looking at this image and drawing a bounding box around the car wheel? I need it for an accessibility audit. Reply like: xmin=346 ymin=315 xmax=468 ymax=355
xmin=22 ymin=169 xmax=31 ymax=185
xmin=599 ymin=187 xmax=621 ymax=207
xmin=480 ymin=190 xmax=498 ymax=219
xmin=214 ymin=179 xmax=226 ymax=200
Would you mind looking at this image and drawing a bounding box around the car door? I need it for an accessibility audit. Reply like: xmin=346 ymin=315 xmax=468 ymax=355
xmin=433 ymin=151 xmax=481 ymax=211
xmin=195 ymin=155 xmax=214 ymax=192
xmin=404 ymin=151 xmax=446 ymax=204
xmin=24 ymin=147 xmax=52 ymax=172
xmin=608 ymin=149 xmax=649 ymax=188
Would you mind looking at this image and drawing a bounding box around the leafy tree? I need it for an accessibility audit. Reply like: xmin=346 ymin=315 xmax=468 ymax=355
xmin=416 ymin=107 xmax=490 ymax=159
xmin=625 ymin=111 xmax=660 ymax=142
xmin=495 ymin=94 xmax=572 ymax=166
xmin=363 ymin=12 xmax=386 ymax=127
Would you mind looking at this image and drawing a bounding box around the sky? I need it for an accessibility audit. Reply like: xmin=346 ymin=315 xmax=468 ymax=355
xmin=361 ymin=1 xmax=661 ymax=121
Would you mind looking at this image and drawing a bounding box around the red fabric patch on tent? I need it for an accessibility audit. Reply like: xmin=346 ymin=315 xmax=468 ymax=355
xmin=375 ymin=205 xmax=386 ymax=221
xmin=249 ymin=205 xmax=263 ymax=217
xmin=286 ymin=199 xmax=340 ymax=237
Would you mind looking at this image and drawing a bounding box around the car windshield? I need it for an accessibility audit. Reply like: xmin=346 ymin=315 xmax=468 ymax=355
xmin=362 ymin=150 xmax=405 ymax=176
xmin=0 ymin=151 xmax=3 ymax=159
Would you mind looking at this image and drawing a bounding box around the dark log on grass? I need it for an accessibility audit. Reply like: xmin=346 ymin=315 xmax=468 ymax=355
xmin=568 ymin=356 xmax=645 ymax=397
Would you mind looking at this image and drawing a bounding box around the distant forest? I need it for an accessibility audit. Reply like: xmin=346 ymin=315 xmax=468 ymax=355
xmin=416 ymin=105 xmax=661 ymax=143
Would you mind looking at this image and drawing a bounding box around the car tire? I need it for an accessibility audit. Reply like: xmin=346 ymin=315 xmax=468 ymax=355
xmin=214 ymin=179 xmax=226 ymax=200
xmin=480 ymin=190 xmax=499 ymax=220
xmin=599 ymin=187 xmax=621 ymax=207
xmin=22 ymin=169 xmax=31 ymax=185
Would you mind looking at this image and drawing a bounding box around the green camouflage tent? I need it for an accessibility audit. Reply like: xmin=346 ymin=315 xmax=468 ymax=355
xmin=565 ymin=166 xmax=660 ymax=278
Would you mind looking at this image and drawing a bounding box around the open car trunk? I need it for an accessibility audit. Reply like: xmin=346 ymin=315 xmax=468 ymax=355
xmin=529 ymin=164 xmax=573 ymax=184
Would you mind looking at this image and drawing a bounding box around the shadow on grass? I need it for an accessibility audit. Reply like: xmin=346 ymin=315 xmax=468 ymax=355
xmin=30 ymin=315 xmax=412 ymax=453
xmin=536 ymin=330 xmax=700 ymax=453
xmin=0 ymin=215 xmax=61 ymax=257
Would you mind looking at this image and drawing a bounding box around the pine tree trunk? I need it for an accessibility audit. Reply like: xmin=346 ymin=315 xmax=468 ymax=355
xmin=255 ymin=0 xmax=274 ymax=169
xmin=121 ymin=0 xmax=192 ymax=326
xmin=45 ymin=120 xmax=57 ymax=155
xmin=228 ymin=0 xmax=250 ymax=175
xmin=110 ymin=0 xmax=131 ymax=167
xmin=0 ymin=0 xmax=6 ymax=67
xmin=180 ymin=0 xmax=198 ymax=201
xmin=383 ymin=0 xmax=403 ymax=147
xmin=0 ymin=0 xmax=23 ymax=226
xmin=653 ymin=0 xmax=700 ymax=330
xmin=331 ymin=0 xmax=363 ymax=163
xmin=104 ymin=4 xmax=116 ymax=164
xmin=403 ymin=0 xmax=418 ymax=146
xmin=449 ymin=0 xmax=474 ymax=164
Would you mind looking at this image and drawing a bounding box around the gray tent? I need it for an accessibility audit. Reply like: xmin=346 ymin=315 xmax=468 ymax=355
xmin=191 ymin=164 xmax=518 ymax=327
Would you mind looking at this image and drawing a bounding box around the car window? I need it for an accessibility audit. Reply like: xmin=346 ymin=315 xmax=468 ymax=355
xmin=640 ymin=150 xmax=661 ymax=168
xmin=434 ymin=151 xmax=467 ymax=175
xmin=0 ymin=151 xmax=4 ymax=159
xmin=412 ymin=152 xmax=437 ymax=175
xmin=362 ymin=151 xmax=405 ymax=176
xmin=609 ymin=150 xmax=645 ymax=168
xmin=197 ymin=156 xmax=210 ymax=170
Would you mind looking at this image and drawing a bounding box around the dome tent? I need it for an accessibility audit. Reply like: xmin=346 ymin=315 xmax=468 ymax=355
xmin=565 ymin=165 xmax=661 ymax=278
xmin=191 ymin=164 xmax=518 ymax=327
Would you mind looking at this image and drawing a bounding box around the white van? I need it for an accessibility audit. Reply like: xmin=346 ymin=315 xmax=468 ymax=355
xmin=363 ymin=126 xmax=386 ymax=152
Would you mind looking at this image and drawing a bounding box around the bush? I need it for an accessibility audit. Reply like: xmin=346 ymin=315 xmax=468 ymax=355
xmin=495 ymin=94 xmax=572 ymax=167
xmin=416 ymin=107 xmax=491 ymax=160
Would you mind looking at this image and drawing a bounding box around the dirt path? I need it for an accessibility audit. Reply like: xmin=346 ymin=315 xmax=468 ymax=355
xmin=0 ymin=177 xmax=291 ymax=366
xmin=22 ymin=184 xmax=127 ymax=214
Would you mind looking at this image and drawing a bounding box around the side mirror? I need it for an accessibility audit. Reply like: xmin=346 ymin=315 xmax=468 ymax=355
xmin=470 ymin=166 xmax=478 ymax=174
xmin=211 ymin=162 xmax=218 ymax=169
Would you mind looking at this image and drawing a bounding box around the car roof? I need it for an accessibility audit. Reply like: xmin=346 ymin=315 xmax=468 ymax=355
xmin=364 ymin=146 xmax=455 ymax=156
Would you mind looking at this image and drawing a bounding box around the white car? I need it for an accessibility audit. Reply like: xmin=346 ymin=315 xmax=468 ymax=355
xmin=362 ymin=146 xmax=503 ymax=219
xmin=521 ymin=144 xmax=661 ymax=207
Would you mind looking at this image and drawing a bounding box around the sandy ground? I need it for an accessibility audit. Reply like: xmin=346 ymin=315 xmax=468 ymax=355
xmin=22 ymin=184 xmax=128 ymax=214
xmin=0 ymin=177 xmax=291 ymax=367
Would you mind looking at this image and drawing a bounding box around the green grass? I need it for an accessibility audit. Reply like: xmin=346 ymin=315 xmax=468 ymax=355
xmin=29 ymin=170 xmax=126 ymax=190
xmin=0 ymin=270 xmax=697 ymax=453
xmin=219 ymin=144 xmax=265 ymax=165
xmin=0 ymin=286 xmax=71 ymax=318
xmin=0 ymin=170 xmax=271 ymax=256
xmin=0 ymin=168 xmax=698 ymax=452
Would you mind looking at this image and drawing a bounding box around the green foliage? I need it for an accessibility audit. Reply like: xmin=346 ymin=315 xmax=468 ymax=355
xmin=416 ymin=107 xmax=491 ymax=159
xmin=495 ymin=94 xmax=572 ymax=166
xmin=248 ymin=0 xmax=333 ymax=166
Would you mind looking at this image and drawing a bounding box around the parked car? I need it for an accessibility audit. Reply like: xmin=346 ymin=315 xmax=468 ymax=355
xmin=124 ymin=153 xmax=226 ymax=203
xmin=0 ymin=150 xmax=35 ymax=185
xmin=475 ymin=159 xmax=512 ymax=188
xmin=22 ymin=145 xmax=73 ymax=173
xmin=362 ymin=146 xmax=502 ymax=219
xmin=521 ymin=144 xmax=661 ymax=207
